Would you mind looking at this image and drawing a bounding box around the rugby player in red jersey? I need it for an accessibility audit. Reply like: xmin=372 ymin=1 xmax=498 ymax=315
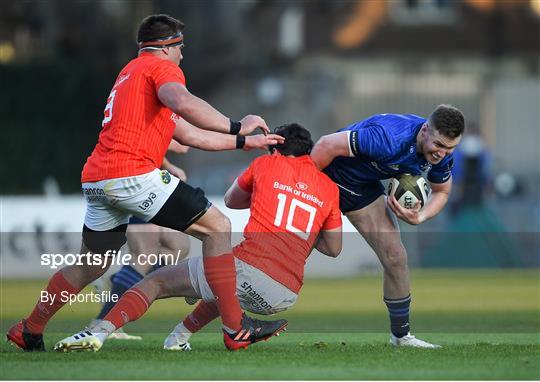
xmin=54 ymin=123 xmax=342 ymax=351
xmin=7 ymin=14 xmax=285 ymax=351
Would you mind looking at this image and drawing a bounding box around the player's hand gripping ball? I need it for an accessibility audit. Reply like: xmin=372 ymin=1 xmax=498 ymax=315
xmin=387 ymin=174 xmax=431 ymax=209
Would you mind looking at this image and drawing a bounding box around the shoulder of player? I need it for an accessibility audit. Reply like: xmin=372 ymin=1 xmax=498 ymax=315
xmin=251 ymin=153 xmax=273 ymax=166
xmin=138 ymin=55 xmax=184 ymax=74
xmin=244 ymin=154 xmax=273 ymax=176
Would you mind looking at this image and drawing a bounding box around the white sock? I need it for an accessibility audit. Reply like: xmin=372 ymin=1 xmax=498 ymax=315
xmin=171 ymin=322 xmax=192 ymax=342
xmin=89 ymin=320 xmax=116 ymax=343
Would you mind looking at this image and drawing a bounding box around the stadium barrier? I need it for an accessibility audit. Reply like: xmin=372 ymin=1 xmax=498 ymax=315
xmin=0 ymin=196 xmax=379 ymax=279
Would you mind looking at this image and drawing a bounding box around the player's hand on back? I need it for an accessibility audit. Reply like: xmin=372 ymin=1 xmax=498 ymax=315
xmin=239 ymin=115 xmax=270 ymax=136
xmin=168 ymin=165 xmax=187 ymax=182
xmin=387 ymin=195 xmax=425 ymax=225
xmin=244 ymin=134 xmax=285 ymax=151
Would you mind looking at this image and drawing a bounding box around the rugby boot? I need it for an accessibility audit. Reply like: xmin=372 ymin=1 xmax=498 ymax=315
xmin=163 ymin=322 xmax=192 ymax=351
xmin=6 ymin=319 xmax=45 ymax=352
xmin=223 ymin=313 xmax=287 ymax=351
xmin=390 ymin=332 xmax=441 ymax=348
xmin=53 ymin=329 xmax=106 ymax=352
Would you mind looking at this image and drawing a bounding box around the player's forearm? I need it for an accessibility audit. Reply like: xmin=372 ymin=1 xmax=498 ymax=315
xmin=175 ymin=128 xmax=237 ymax=151
xmin=419 ymin=191 xmax=448 ymax=223
xmin=168 ymin=139 xmax=189 ymax=154
xmin=315 ymin=234 xmax=342 ymax=258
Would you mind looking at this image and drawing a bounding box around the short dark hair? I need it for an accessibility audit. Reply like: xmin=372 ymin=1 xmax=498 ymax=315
xmin=270 ymin=123 xmax=314 ymax=156
xmin=137 ymin=14 xmax=184 ymax=43
xmin=428 ymin=104 xmax=465 ymax=139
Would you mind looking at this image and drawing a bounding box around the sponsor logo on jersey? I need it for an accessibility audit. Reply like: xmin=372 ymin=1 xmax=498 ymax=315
xmin=296 ymin=182 xmax=308 ymax=191
xmin=420 ymin=162 xmax=432 ymax=172
xmin=370 ymin=161 xmax=390 ymax=175
xmin=274 ymin=181 xmax=324 ymax=207
xmin=160 ymin=170 xmax=171 ymax=184
xmin=114 ymin=73 xmax=130 ymax=88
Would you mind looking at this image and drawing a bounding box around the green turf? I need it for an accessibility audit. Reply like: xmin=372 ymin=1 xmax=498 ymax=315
xmin=1 ymin=333 xmax=539 ymax=380
xmin=1 ymin=270 xmax=539 ymax=379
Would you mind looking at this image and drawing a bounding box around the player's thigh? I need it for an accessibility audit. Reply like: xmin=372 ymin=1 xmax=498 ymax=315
xmin=82 ymin=205 xmax=129 ymax=255
xmin=127 ymin=222 xmax=161 ymax=253
xmin=159 ymin=227 xmax=191 ymax=260
xmin=234 ymin=258 xmax=298 ymax=315
xmin=183 ymin=205 xmax=231 ymax=242
xmin=82 ymin=193 xmax=130 ymax=236
xmin=345 ymin=195 xmax=405 ymax=259
xmin=147 ymin=176 xmax=213 ymax=233
xmin=187 ymin=255 xmax=297 ymax=315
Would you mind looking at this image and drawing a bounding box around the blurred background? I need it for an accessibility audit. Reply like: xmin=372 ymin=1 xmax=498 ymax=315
xmin=1 ymin=0 xmax=539 ymax=278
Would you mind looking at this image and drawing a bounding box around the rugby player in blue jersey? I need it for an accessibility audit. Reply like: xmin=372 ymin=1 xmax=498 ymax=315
xmin=311 ymin=104 xmax=465 ymax=348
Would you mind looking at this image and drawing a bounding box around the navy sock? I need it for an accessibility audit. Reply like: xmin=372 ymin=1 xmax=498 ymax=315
xmin=384 ymin=294 xmax=411 ymax=338
xmin=96 ymin=265 xmax=144 ymax=319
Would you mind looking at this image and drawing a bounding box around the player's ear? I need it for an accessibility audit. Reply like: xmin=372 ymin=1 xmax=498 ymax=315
xmin=420 ymin=123 xmax=429 ymax=137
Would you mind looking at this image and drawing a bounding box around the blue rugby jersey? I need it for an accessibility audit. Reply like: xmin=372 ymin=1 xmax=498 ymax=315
xmin=324 ymin=114 xmax=454 ymax=190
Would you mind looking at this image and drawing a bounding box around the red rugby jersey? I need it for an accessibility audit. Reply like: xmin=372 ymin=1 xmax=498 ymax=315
xmin=81 ymin=52 xmax=185 ymax=182
xmin=233 ymin=154 xmax=342 ymax=293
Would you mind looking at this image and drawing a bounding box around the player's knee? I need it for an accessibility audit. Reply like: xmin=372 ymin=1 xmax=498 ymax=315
xmin=203 ymin=211 xmax=231 ymax=236
xmin=142 ymin=272 xmax=169 ymax=299
xmin=380 ymin=244 xmax=407 ymax=271
xmin=212 ymin=213 xmax=231 ymax=233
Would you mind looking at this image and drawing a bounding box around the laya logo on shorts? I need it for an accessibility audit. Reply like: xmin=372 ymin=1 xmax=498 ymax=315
xmin=138 ymin=192 xmax=157 ymax=211
xmin=160 ymin=170 xmax=171 ymax=184
xmin=295 ymin=182 xmax=308 ymax=191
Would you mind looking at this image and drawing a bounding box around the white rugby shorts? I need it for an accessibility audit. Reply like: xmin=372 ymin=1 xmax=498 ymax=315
xmin=188 ymin=256 xmax=298 ymax=315
xmin=82 ymin=169 xmax=179 ymax=231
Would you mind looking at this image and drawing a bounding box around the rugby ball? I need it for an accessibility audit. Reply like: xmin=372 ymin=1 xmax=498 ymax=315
xmin=387 ymin=174 xmax=430 ymax=209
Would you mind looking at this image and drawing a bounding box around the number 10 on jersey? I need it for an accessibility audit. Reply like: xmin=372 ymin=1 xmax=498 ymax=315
xmin=274 ymin=193 xmax=316 ymax=239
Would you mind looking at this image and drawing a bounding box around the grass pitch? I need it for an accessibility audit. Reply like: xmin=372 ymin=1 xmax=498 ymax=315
xmin=1 ymin=270 xmax=539 ymax=380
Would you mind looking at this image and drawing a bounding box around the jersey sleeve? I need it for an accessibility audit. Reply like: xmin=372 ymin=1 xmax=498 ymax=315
xmin=428 ymin=156 xmax=454 ymax=183
xmin=322 ymin=185 xmax=342 ymax=230
xmin=348 ymin=123 xmax=394 ymax=161
xmin=151 ymin=61 xmax=186 ymax=90
xmin=237 ymin=156 xmax=269 ymax=192
xmin=237 ymin=162 xmax=256 ymax=192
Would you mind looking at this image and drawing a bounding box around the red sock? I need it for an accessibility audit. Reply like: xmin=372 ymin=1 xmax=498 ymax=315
xmin=183 ymin=301 xmax=220 ymax=333
xmin=203 ymin=254 xmax=242 ymax=332
xmin=103 ymin=288 xmax=150 ymax=330
xmin=25 ymin=271 xmax=82 ymax=334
